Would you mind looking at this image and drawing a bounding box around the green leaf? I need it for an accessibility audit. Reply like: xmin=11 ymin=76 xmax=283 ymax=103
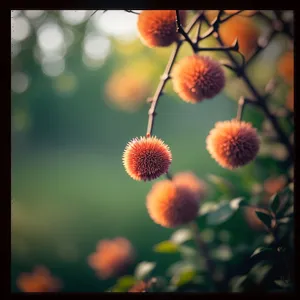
xmin=250 ymin=247 xmax=272 ymax=258
xmin=229 ymin=197 xmax=247 ymax=209
xmin=274 ymin=279 xmax=292 ymax=289
xmin=170 ymin=228 xmax=192 ymax=244
xmin=249 ymin=262 xmax=272 ymax=285
xmin=167 ymin=261 xmax=195 ymax=277
xmin=255 ymin=211 xmax=273 ymax=229
xmin=206 ymin=202 xmax=234 ymax=225
xmin=230 ymin=275 xmax=248 ymax=292
xmin=171 ymin=269 xmax=197 ymax=287
xmin=178 ymin=245 xmax=205 ymax=269
xmin=116 ymin=275 xmax=136 ymax=289
xmin=204 ymin=197 xmax=245 ymax=226
xmin=134 ymin=262 xmax=156 ymax=280
xmin=270 ymin=193 xmax=281 ymax=214
xmin=153 ymin=240 xmax=179 ymax=253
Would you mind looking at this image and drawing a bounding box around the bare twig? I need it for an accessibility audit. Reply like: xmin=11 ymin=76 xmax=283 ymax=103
xmin=246 ymin=30 xmax=277 ymax=67
xmin=220 ymin=10 xmax=244 ymax=23
xmin=146 ymin=42 xmax=181 ymax=137
xmin=236 ymin=97 xmax=246 ymax=121
xmin=125 ymin=10 xmax=140 ymax=15
xmin=176 ymin=10 xmax=198 ymax=52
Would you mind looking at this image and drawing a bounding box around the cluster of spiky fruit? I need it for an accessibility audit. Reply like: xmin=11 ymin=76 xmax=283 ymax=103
xmin=121 ymin=10 xmax=261 ymax=228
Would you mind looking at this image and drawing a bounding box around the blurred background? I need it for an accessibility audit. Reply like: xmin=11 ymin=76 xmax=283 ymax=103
xmin=11 ymin=10 xmax=293 ymax=292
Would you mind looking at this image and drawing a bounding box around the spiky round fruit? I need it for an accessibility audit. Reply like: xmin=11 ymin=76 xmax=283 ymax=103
xmin=146 ymin=179 xmax=200 ymax=228
xmin=123 ymin=136 xmax=172 ymax=181
xmin=206 ymin=119 xmax=260 ymax=169
xmin=172 ymin=55 xmax=225 ymax=103
xmin=137 ymin=10 xmax=186 ymax=48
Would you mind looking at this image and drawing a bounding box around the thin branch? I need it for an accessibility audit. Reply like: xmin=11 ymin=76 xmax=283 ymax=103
xmin=199 ymin=26 xmax=215 ymax=40
xmin=186 ymin=11 xmax=204 ymax=34
xmin=195 ymin=41 xmax=238 ymax=52
xmin=175 ymin=10 xmax=198 ymax=52
xmin=146 ymin=42 xmax=181 ymax=137
xmin=195 ymin=17 xmax=203 ymax=43
xmin=87 ymin=10 xmax=100 ymax=21
xmin=125 ymin=10 xmax=140 ymax=15
xmin=246 ymin=30 xmax=277 ymax=67
xmin=236 ymin=97 xmax=246 ymax=121
xmin=220 ymin=10 xmax=244 ymax=23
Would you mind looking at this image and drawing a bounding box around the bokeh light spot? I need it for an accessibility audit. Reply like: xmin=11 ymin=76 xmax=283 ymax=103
xmin=11 ymin=16 xmax=31 ymax=42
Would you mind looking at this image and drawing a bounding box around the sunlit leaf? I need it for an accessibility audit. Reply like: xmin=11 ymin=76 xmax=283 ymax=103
xmin=171 ymin=269 xmax=197 ymax=287
xmin=117 ymin=275 xmax=136 ymax=289
xmin=274 ymin=279 xmax=292 ymax=289
xmin=171 ymin=228 xmax=192 ymax=244
xmin=206 ymin=202 xmax=234 ymax=225
xmin=249 ymin=262 xmax=272 ymax=284
xmin=230 ymin=275 xmax=248 ymax=292
xmin=229 ymin=197 xmax=247 ymax=209
xmin=251 ymin=247 xmax=272 ymax=258
xmin=153 ymin=240 xmax=179 ymax=253
xmin=167 ymin=261 xmax=195 ymax=277
xmin=134 ymin=262 xmax=156 ymax=280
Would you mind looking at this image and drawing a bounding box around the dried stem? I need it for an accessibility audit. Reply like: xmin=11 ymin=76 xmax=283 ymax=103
xmin=176 ymin=10 xmax=198 ymax=52
xmin=220 ymin=10 xmax=244 ymax=23
xmin=146 ymin=42 xmax=181 ymax=137
xmin=236 ymin=97 xmax=246 ymax=121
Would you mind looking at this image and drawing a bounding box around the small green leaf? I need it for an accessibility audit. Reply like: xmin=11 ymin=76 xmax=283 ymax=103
xmin=153 ymin=240 xmax=179 ymax=253
xmin=251 ymin=247 xmax=272 ymax=258
xmin=255 ymin=211 xmax=273 ymax=229
xmin=206 ymin=202 xmax=236 ymax=225
xmin=229 ymin=197 xmax=246 ymax=210
xmin=274 ymin=279 xmax=292 ymax=289
xmin=116 ymin=275 xmax=136 ymax=289
xmin=249 ymin=262 xmax=272 ymax=284
xmin=171 ymin=269 xmax=197 ymax=287
xmin=171 ymin=229 xmax=192 ymax=244
xmin=167 ymin=261 xmax=196 ymax=277
xmin=230 ymin=275 xmax=248 ymax=292
xmin=270 ymin=193 xmax=281 ymax=214
xmin=134 ymin=262 xmax=156 ymax=280
xmin=109 ymin=275 xmax=137 ymax=292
